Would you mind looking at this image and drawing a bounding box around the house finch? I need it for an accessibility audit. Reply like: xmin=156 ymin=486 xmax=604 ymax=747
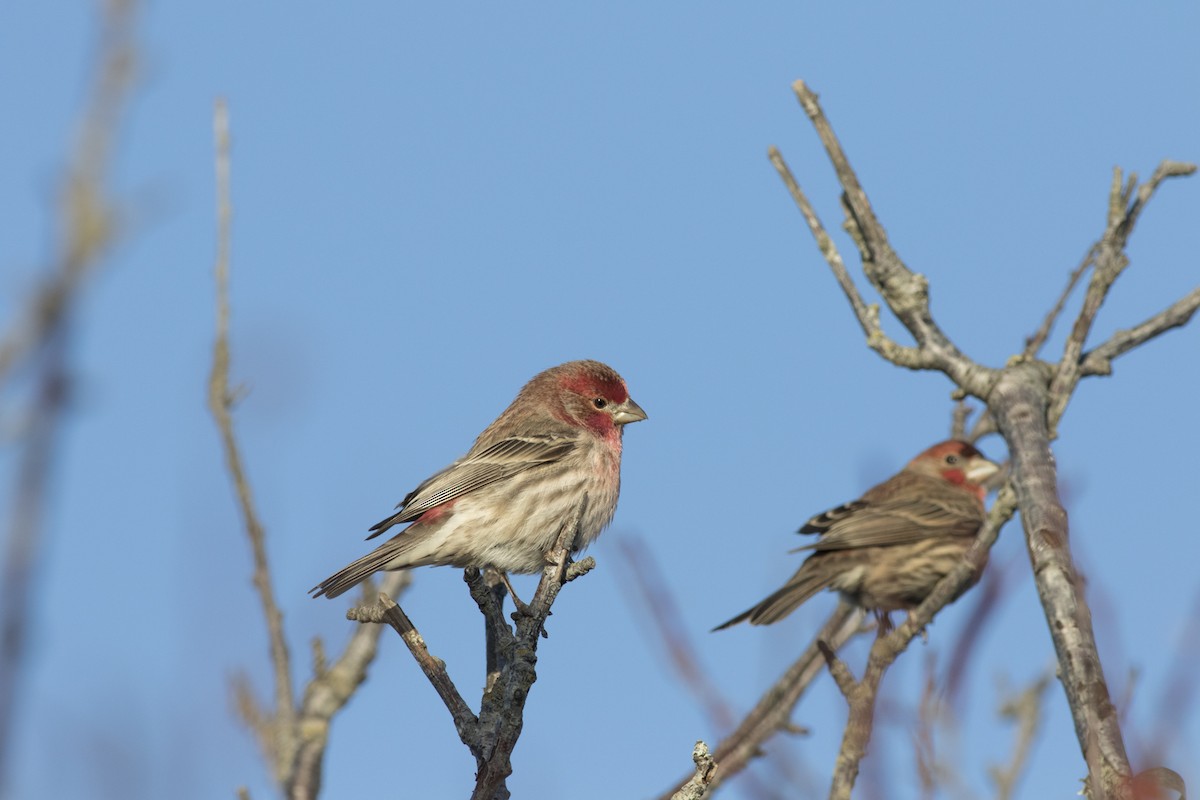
xmin=311 ymin=360 xmax=646 ymax=599
xmin=715 ymin=440 xmax=999 ymax=629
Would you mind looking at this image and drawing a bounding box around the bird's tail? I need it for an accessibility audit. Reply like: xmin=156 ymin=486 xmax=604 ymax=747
xmin=712 ymin=567 xmax=833 ymax=630
xmin=310 ymin=530 xmax=431 ymax=599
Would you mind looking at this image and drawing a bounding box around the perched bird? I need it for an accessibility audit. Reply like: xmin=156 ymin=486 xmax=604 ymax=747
xmin=715 ymin=440 xmax=999 ymax=630
xmin=311 ymin=360 xmax=646 ymax=599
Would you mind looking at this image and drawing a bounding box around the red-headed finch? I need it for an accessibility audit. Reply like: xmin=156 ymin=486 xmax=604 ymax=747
xmin=311 ymin=360 xmax=646 ymax=600
xmin=715 ymin=440 xmax=1000 ymax=629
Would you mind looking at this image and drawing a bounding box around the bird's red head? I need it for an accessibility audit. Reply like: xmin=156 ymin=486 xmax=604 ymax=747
xmin=557 ymin=361 xmax=630 ymax=406
xmin=907 ymin=439 xmax=1000 ymax=499
xmin=513 ymin=359 xmax=648 ymax=441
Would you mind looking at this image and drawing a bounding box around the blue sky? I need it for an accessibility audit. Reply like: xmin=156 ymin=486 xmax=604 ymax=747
xmin=3 ymin=3 xmax=1198 ymax=798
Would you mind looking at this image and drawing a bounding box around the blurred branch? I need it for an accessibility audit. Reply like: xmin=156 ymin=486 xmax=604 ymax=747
xmin=1079 ymin=285 xmax=1200 ymax=378
xmin=658 ymin=603 xmax=865 ymax=799
xmin=990 ymin=672 xmax=1052 ymax=800
xmin=207 ymin=97 xmax=299 ymax=784
xmin=1023 ymin=244 xmax=1097 ymax=359
xmin=1139 ymin=583 xmax=1200 ymax=768
xmin=773 ymin=78 xmax=1197 ymax=799
xmin=283 ymin=571 xmax=411 ymax=800
xmin=207 ymin=100 xmax=411 ymax=800
xmin=0 ymin=0 xmax=138 ymax=792
xmin=618 ymin=537 xmax=738 ymax=731
xmin=0 ymin=0 xmax=135 ymax=390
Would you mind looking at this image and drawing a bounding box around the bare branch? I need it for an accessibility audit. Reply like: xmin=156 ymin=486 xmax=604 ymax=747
xmin=0 ymin=1 xmax=136 ymax=390
xmin=990 ymin=364 xmax=1131 ymax=796
xmin=817 ymin=640 xmax=858 ymax=701
xmin=669 ymin=741 xmax=718 ymax=800
xmin=0 ymin=0 xmax=138 ymax=789
xmin=206 ymin=98 xmax=299 ymax=783
xmin=1048 ymin=160 xmax=1197 ymax=428
xmin=767 ymin=147 xmax=931 ymax=369
xmin=287 ymin=571 xmax=412 ymax=800
xmin=1024 ymin=245 xmax=1098 ymax=359
xmin=658 ymin=603 xmax=865 ymax=800
xmin=989 ymin=672 xmax=1052 ymax=800
xmin=347 ymin=590 xmax=478 ymax=743
xmin=618 ymin=538 xmax=739 ymax=731
xmin=785 ymin=80 xmax=999 ymax=399
xmin=950 ymin=399 xmax=973 ymax=440
xmin=1080 ymin=286 xmax=1200 ymax=377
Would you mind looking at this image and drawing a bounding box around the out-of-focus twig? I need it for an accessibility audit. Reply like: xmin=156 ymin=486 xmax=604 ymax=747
xmin=207 ymin=98 xmax=299 ymax=784
xmin=1023 ymin=244 xmax=1098 ymax=359
xmin=618 ymin=537 xmax=738 ymax=731
xmin=658 ymin=603 xmax=865 ymax=799
xmin=208 ymin=99 xmax=412 ymax=800
xmin=0 ymin=1 xmax=138 ymax=792
xmin=989 ymin=671 xmax=1052 ymax=800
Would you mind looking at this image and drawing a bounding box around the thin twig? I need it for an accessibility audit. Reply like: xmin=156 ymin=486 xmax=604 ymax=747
xmin=950 ymin=400 xmax=973 ymax=441
xmin=669 ymin=741 xmax=718 ymax=800
xmin=1080 ymin=285 xmax=1200 ymax=377
xmin=285 ymin=571 xmax=412 ymax=800
xmin=618 ymin=537 xmax=739 ymax=731
xmin=1047 ymin=160 xmax=1196 ymax=429
xmin=786 ymin=80 xmax=998 ymax=398
xmin=207 ymin=98 xmax=298 ymax=782
xmin=817 ymin=640 xmax=858 ymax=701
xmin=990 ymin=672 xmax=1052 ymax=800
xmin=348 ymin=592 xmax=478 ymax=742
xmin=1024 ymin=245 xmax=1098 ymax=359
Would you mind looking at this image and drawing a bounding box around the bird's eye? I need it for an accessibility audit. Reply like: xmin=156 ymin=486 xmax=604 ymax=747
xmin=593 ymin=398 xmax=608 ymax=409
xmin=945 ymin=454 xmax=960 ymax=465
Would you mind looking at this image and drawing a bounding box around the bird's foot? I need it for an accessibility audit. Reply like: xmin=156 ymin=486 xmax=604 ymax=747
xmin=499 ymin=571 xmax=536 ymax=618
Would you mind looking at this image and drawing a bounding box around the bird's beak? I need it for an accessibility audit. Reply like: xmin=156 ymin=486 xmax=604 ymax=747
xmin=612 ymin=397 xmax=648 ymax=425
xmin=965 ymin=457 xmax=1001 ymax=485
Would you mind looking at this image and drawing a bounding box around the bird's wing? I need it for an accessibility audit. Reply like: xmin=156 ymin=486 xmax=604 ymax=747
xmin=794 ymin=494 xmax=981 ymax=552
xmin=367 ymin=433 xmax=577 ymax=537
xmin=798 ymin=500 xmax=869 ymax=535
